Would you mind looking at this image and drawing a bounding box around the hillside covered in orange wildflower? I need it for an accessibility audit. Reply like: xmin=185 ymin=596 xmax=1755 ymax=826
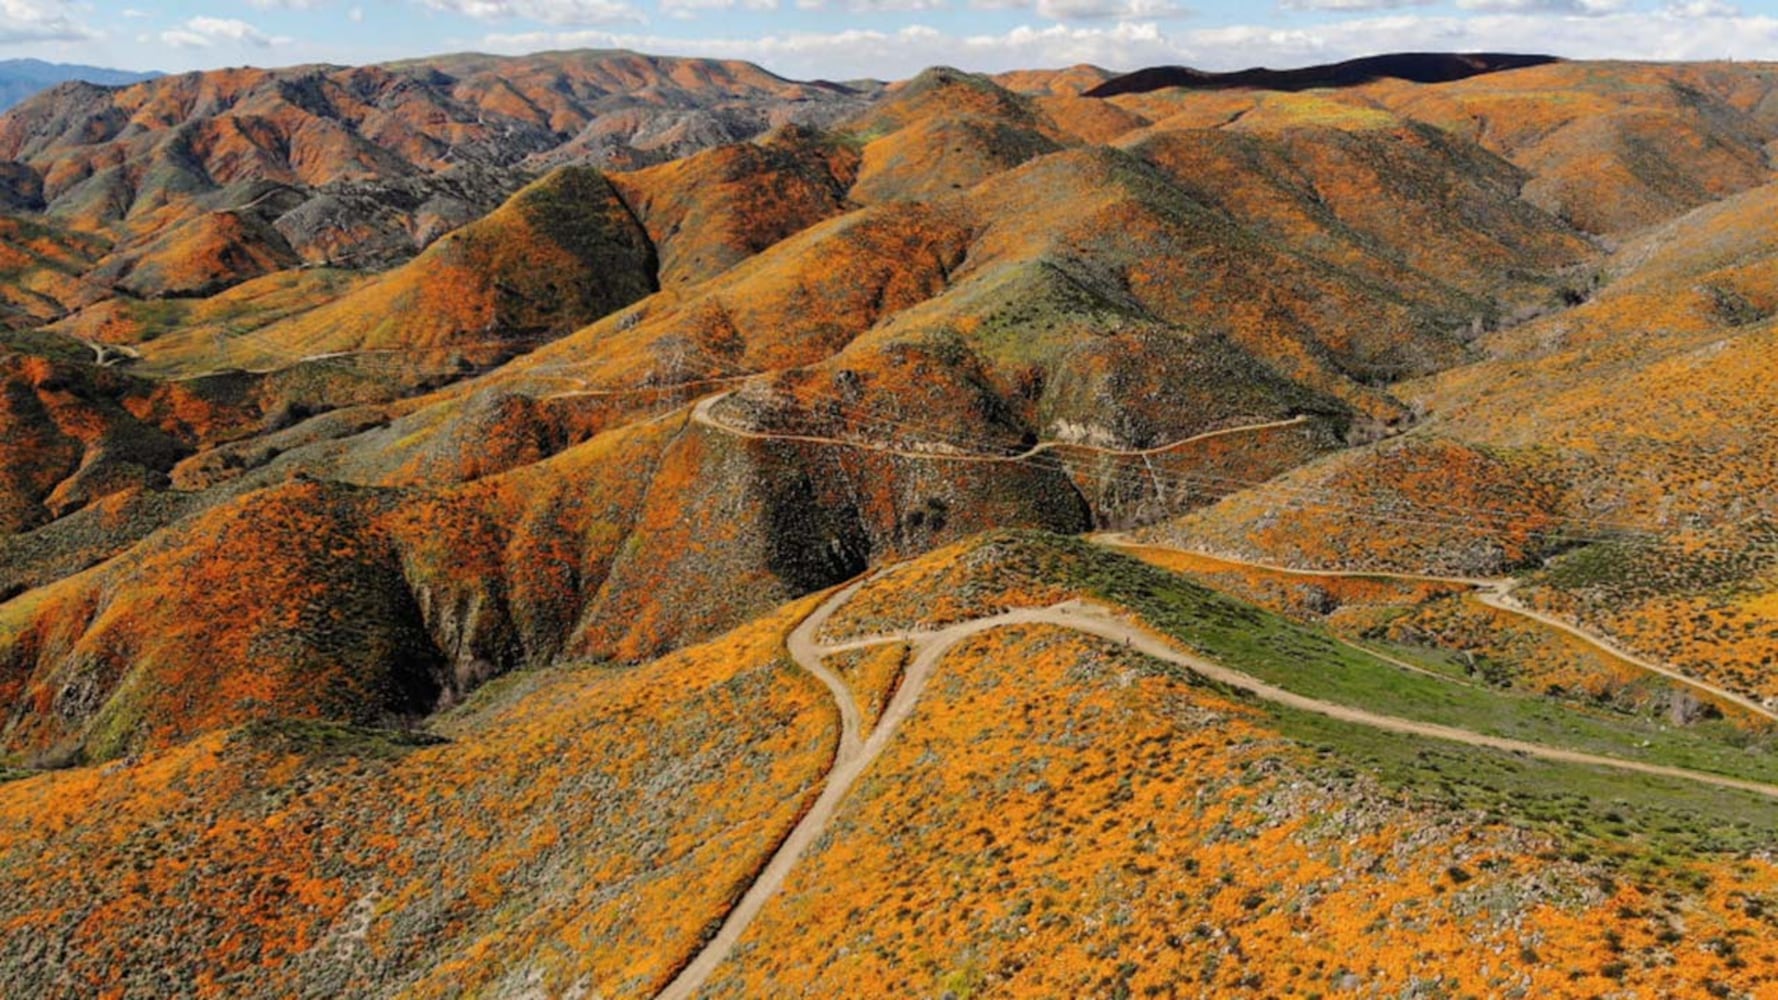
xmin=0 ymin=48 xmax=1775 ymax=997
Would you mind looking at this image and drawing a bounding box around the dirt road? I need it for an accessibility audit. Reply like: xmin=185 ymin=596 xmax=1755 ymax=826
xmin=656 ymin=572 xmax=1778 ymax=999
xmin=1095 ymin=535 xmax=1778 ymax=725
xmin=690 ymin=389 xmax=1309 ymax=465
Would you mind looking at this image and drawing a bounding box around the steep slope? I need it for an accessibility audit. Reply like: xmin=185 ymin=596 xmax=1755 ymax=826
xmin=0 ymin=49 xmax=871 ymax=322
xmin=0 ymin=50 xmax=868 ymax=220
xmin=0 ymin=597 xmax=838 ymax=998
xmin=6 ymin=534 xmax=1778 ymax=997
xmin=843 ymin=68 xmax=1070 ymax=204
xmin=0 ymin=214 xmax=105 ymax=325
xmin=0 ymin=407 xmax=693 ymax=760
xmin=1099 ymin=60 xmax=1778 ymax=239
xmin=0 ymin=480 xmax=443 ymax=762
xmin=0 ymin=62 xmax=1623 ymax=751
xmin=1123 ymin=108 xmax=1590 ymax=311
xmin=1148 ymin=176 xmax=1778 ymax=706
xmin=939 ymin=146 xmax=1473 ymax=413
xmin=1154 ymin=435 xmax=1574 ymax=577
xmin=0 ymin=192 xmax=990 ymax=666
xmin=609 ymin=124 xmax=859 ymax=289
xmin=1396 ymin=179 xmax=1778 ymax=704
xmin=85 ymin=208 xmax=301 ymax=300
xmin=202 ymin=166 xmax=656 ymax=376
xmin=0 ymin=56 xmax=1769 ymax=780
xmin=0 ymin=349 xmax=269 ymax=535
xmin=2 ymin=52 xmax=1778 ymax=1000
xmin=1375 ymin=61 xmax=1778 ymax=235
xmin=1408 ymin=178 xmax=1778 ymax=523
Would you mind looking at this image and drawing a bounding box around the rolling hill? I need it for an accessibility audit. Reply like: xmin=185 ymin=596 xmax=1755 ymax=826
xmin=5 ymin=533 xmax=1778 ymax=997
xmin=0 ymin=49 xmax=874 ymax=316
xmin=0 ymin=48 xmax=1775 ymax=998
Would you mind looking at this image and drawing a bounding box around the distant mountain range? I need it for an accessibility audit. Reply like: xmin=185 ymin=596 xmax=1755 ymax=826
xmin=0 ymin=58 xmax=159 ymax=110
xmin=1085 ymin=51 xmax=1559 ymax=97
xmin=0 ymin=50 xmax=878 ymax=290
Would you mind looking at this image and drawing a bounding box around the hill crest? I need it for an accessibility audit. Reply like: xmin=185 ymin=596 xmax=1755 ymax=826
xmin=1085 ymin=51 xmax=1562 ymax=97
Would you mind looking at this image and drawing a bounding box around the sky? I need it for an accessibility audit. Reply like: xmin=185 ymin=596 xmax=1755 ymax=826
xmin=0 ymin=0 xmax=1774 ymax=82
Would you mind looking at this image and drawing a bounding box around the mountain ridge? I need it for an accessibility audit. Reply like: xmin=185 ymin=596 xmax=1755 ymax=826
xmin=1085 ymin=51 xmax=1563 ymax=97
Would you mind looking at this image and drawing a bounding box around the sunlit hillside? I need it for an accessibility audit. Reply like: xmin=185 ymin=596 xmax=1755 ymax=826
xmin=0 ymin=48 xmax=1775 ymax=998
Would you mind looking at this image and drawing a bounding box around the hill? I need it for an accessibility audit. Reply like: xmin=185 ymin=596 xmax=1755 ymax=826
xmin=0 ymin=58 xmax=1747 ymax=762
xmin=1142 ymin=147 xmax=1778 ymax=722
xmin=1086 ymin=52 xmax=1560 ymax=97
xmin=5 ymin=533 xmax=1778 ymax=996
xmin=0 ymin=51 xmax=1774 ymax=997
xmin=0 ymin=49 xmax=872 ymax=309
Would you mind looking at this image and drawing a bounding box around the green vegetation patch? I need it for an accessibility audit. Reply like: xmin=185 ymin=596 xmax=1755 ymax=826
xmin=228 ymin=717 xmax=449 ymax=761
xmin=918 ymin=531 xmax=1778 ymax=854
xmin=1275 ymin=710 xmax=1778 ymax=857
xmin=1538 ymin=526 xmax=1778 ymax=604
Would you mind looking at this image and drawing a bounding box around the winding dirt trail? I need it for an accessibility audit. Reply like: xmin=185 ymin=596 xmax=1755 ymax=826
xmin=690 ymin=389 xmax=1310 ymax=465
xmin=77 ymin=337 xmax=139 ymax=368
xmin=1095 ymin=535 xmax=1778 ymax=725
xmin=1092 ymin=533 xmax=1504 ymax=587
xmin=538 ymin=373 xmax=754 ymax=401
xmin=658 ymin=586 xmax=1112 ymax=1000
xmin=656 ymin=569 xmax=1778 ymax=999
xmin=1470 ymin=587 xmax=1778 ymax=723
xmin=654 ymin=579 xmax=869 ymax=1000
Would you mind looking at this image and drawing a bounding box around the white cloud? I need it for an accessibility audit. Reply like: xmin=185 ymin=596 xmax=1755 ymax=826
xmin=660 ymin=0 xmax=776 ymax=18
xmin=1208 ymin=10 xmax=1777 ymax=62
xmin=1665 ymin=0 xmax=1738 ymax=15
xmin=1280 ymin=0 xmax=1431 ymax=11
xmin=349 ymin=5 xmax=366 ymax=20
xmin=980 ymin=0 xmax=1192 ymax=21
xmin=795 ymin=0 xmax=946 ymax=10
xmin=418 ymin=0 xmax=645 ymax=24
xmin=0 ymin=0 xmax=97 ymax=43
xmin=1043 ymin=0 xmax=1190 ymax=18
xmin=476 ymin=10 xmax=1778 ymax=80
xmin=1456 ymin=0 xmax=1630 ymax=15
xmin=158 ymin=16 xmax=286 ymax=48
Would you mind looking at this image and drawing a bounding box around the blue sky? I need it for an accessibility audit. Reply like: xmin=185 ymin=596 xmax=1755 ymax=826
xmin=2 ymin=0 xmax=1774 ymax=81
